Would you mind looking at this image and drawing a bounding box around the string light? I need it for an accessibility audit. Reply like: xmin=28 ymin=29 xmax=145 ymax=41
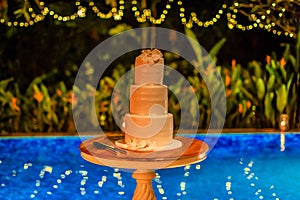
xmin=131 ymin=0 xmax=171 ymax=24
xmin=227 ymin=0 xmax=295 ymax=38
xmin=0 ymin=0 xmax=295 ymax=38
xmin=87 ymin=0 xmax=124 ymax=20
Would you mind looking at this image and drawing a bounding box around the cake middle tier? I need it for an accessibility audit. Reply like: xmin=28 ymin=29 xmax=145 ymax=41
xmin=124 ymin=113 xmax=173 ymax=147
xmin=130 ymin=84 xmax=168 ymax=115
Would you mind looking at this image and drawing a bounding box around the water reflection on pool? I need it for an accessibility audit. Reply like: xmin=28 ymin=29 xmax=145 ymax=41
xmin=0 ymin=133 xmax=299 ymax=200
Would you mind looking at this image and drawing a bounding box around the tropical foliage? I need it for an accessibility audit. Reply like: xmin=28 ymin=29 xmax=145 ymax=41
xmin=0 ymin=29 xmax=299 ymax=134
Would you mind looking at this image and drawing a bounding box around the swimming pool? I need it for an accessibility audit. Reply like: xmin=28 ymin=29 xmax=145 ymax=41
xmin=0 ymin=133 xmax=299 ymax=199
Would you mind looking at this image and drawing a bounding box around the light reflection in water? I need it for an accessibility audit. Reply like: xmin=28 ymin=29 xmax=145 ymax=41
xmin=280 ymin=132 xmax=285 ymax=152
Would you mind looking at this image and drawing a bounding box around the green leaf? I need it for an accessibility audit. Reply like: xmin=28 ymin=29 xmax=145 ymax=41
xmin=189 ymin=97 xmax=198 ymax=119
xmin=278 ymin=65 xmax=287 ymax=81
xmin=252 ymin=61 xmax=262 ymax=78
xmin=282 ymin=44 xmax=290 ymax=60
xmin=169 ymin=77 xmax=185 ymax=95
xmin=104 ymin=76 xmax=115 ymax=88
xmin=231 ymin=65 xmax=241 ymax=83
xmin=52 ymin=112 xmax=59 ymax=125
xmin=232 ymin=79 xmax=242 ymax=95
xmin=264 ymin=92 xmax=274 ymax=119
xmin=267 ymin=75 xmax=275 ymax=91
xmin=289 ymin=55 xmax=296 ymax=71
xmin=251 ymin=5 xmax=261 ymax=13
xmin=108 ymin=23 xmax=133 ymax=35
xmin=287 ymin=73 xmax=294 ymax=92
xmin=40 ymin=84 xmax=50 ymax=99
xmin=256 ymin=78 xmax=265 ymax=100
xmin=13 ymin=9 xmax=23 ymax=16
xmin=271 ymin=59 xmax=277 ymax=69
xmin=201 ymin=85 xmax=209 ymax=99
xmin=276 ymin=84 xmax=287 ymax=113
xmin=184 ymin=28 xmax=203 ymax=67
xmin=286 ymin=91 xmax=297 ymax=114
xmin=242 ymin=70 xmax=254 ymax=90
xmin=42 ymin=97 xmax=51 ymax=111
xmin=0 ymin=78 xmax=14 ymax=90
xmin=32 ymin=84 xmax=40 ymax=93
xmin=59 ymin=81 xmax=67 ymax=94
xmin=208 ymin=38 xmax=226 ymax=59
xmin=240 ymin=86 xmax=258 ymax=105
xmin=266 ymin=64 xmax=275 ymax=75
xmin=264 ymin=92 xmax=275 ymax=124
xmin=296 ymin=29 xmax=300 ymax=50
xmin=23 ymin=11 xmax=31 ymax=22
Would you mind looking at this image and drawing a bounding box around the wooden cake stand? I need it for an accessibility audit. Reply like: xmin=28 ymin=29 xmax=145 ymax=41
xmin=79 ymin=136 xmax=209 ymax=200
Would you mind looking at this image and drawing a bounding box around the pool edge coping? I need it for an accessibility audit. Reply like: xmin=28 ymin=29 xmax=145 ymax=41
xmin=1 ymin=128 xmax=300 ymax=138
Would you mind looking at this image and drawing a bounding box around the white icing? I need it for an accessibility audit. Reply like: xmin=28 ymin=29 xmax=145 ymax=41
xmin=130 ymin=84 xmax=168 ymax=115
xmin=124 ymin=113 xmax=173 ymax=139
xmin=134 ymin=60 xmax=164 ymax=85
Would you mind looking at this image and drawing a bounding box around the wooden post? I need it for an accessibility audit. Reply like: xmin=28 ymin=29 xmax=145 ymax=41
xmin=132 ymin=170 xmax=156 ymax=200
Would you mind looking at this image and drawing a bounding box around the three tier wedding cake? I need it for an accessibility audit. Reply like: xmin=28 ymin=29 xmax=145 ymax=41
xmin=122 ymin=49 xmax=174 ymax=150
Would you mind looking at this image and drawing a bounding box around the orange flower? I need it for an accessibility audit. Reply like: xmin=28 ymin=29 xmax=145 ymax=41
xmin=226 ymin=89 xmax=232 ymax=97
xmin=246 ymin=100 xmax=251 ymax=109
xmin=204 ymin=64 xmax=215 ymax=75
xmin=33 ymin=92 xmax=44 ymax=103
xmin=99 ymin=101 xmax=108 ymax=112
xmin=113 ymin=90 xmax=120 ymax=105
xmin=11 ymin=97 xmax=21 ymax=112
xmin=266 ymin=55 xmax=271 ymax=65
xmin=189 ymin=86 xmax=196 ymax=93
xmin=238 ymin=103 xmax=243 ymax=113
xmin=56 ymin=89 xmax=62 ymax=97
xmin=225 ymin=74 xmax=231 ymax=87
xmin=279 ymin=57 xmax=286 ymax=67
xmin=231 ymin=59 xmax=236 ymax=69
xmin=66 ymin=92 xmax=76 ymax=105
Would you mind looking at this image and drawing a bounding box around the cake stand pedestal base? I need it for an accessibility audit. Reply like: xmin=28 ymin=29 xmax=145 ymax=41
xmin=132 ymin=170 xmax=156 ymax=200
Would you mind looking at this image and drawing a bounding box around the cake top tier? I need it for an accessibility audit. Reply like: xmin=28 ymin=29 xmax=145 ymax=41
xmin=134 ymin=49 xmax=164 ymax=85
xmin=136 ymin=49 xmax=163 ymax=65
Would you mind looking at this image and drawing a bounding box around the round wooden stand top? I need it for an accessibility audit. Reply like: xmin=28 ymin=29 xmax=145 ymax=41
xmin=79 ymin=136 xmax=209 ymax=170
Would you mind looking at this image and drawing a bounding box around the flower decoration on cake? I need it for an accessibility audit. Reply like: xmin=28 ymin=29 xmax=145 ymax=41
xmin=138 ymin=49 xmax=163 ymax=64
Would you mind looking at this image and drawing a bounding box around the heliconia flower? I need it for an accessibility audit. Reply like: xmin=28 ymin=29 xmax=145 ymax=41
xmin=279 ymin=57 xmax=286 ymax=67
xmin=56 ymin=89 xmax=62 ymax=97
xmin=238 ymin=103 xmax=243 ymax=113
xmin=65 ymin=92 xmax=76 ymax=105
xmin=225 ymin=74 xmax=231 ymax=87
xmin=246 ymin=100 xmax=251 ymax=109
xmin=204 ymin=64 xmax=216 ymax=75
xmin=231 ymin=59 xmax=236 ymax=69
xmin=33 ymin=92 xmax=44 ymax=103
xmin=99 ymin=101 xmax=108 ymax=112
xmin=113 ymin=90 xmax=120 ymax=105
xmin=266 ymin=55 xmax=271 ymax=65
xmin=225 ymin=89 xmax=232 ymax=97
xmin=189 ymin=86 xmax=196 ymax=93
xmin=11 ymin=97 xmax=21 ymax=112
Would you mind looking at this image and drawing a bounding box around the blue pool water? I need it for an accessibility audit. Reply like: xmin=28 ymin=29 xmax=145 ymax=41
xmin=0 ymin=133 xmax=299 ymax=200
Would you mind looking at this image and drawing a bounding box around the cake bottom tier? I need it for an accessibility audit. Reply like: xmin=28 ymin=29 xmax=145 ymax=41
xmin=124 ymin=113 xmax=173 ymax=149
